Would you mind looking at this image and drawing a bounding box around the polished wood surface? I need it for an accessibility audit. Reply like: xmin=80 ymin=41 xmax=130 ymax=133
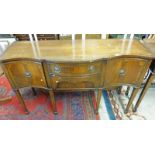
xmin=143 ymin=39 xmax=155 ymax=54
xmin=1 ymin=39 xmax=155 ymax=62
xmin=0 ymin=39 xmax=154 ymax=115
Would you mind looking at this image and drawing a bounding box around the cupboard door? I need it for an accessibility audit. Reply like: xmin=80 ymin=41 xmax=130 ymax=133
xmin=104 ymin=58 xmax=151 ymax=88
xmin=3 ymin=60 xmax=47 ymax=88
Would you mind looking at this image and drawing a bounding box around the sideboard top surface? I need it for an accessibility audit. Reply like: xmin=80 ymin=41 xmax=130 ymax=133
xmin=142 ymin=40 xmax=155 ymax=54
xmin=1 ymin=39 xmax=155 ymax=62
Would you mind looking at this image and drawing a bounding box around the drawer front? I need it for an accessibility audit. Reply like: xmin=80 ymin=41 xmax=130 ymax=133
xmin=3 ymin=61 xmax=47 ymax=88
xmin=49 ymin=74 xmax=101 ymax=89
xmin=47 ymin=62 xmax=102 ymax=76
xmin=104 ymin=58 xmax=151 ymax=87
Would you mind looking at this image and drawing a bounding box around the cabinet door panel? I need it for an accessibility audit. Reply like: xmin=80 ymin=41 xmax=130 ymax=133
xmin=105 ymin=58 xmax=151 ymax=88
xmin=3 ymin=61 xmax=47 ymax=88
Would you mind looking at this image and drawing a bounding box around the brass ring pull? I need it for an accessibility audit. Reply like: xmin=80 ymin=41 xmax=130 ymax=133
xmin=24 ymin=71 xmax=32 ymax=78
xmin=49 ymin=73 xmax=55 ymax=77
xmin=54 ymin=65 xmax=61 ymax=73
xmin=89 ymin=65 xmax=95 ymax=72
xmin=119 ymin=69 xmax=126 ymax=76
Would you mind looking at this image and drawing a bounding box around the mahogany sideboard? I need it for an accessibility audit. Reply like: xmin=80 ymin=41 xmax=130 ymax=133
xmin=0 ymin=39 xmax=155 ymax=115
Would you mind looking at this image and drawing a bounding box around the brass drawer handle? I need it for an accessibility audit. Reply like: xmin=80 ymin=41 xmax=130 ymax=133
xmin=54 ymin=65 xmax=61 ymax=73
xmin=88 ymin=65 xmax=95 ymax=72
xmin=119 ymin=69 xmax=126 ymax=76
xmin=49 ymin=73 xmax=55 ymax=77
xmin=24 ymin=71 xmax=32 ymax=78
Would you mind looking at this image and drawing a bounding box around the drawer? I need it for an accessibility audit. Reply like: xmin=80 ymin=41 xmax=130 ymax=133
xmin=47 ymin=61 xmax=102 ymax=76
xmin=48 ymin=74 xmax=102 ymax=89
xmin=104 ymin=58 xmax=151 ymax=88
xmin=3 ymin=60 xmax=47 ymax=88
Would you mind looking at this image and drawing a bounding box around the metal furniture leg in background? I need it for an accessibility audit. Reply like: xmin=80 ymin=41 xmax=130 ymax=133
xmin=14 ymin=89 xmax=29 ymax=114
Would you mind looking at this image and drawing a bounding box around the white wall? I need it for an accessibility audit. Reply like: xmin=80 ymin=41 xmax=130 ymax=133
xmin=0 ymin=38 xmax=16 ymax=56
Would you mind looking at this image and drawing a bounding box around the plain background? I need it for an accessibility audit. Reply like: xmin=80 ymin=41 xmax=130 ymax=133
xmin=0 ymin=0 xmax=155 ymax=155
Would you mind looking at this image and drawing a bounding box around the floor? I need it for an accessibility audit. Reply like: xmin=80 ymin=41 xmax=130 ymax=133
xmin=0 ymin=80 xmax=155 ymax=120
xmin=98 ymin=87 xmax=155 ymax=120
xmin=133 ymin=88 xmax=155 ymax=120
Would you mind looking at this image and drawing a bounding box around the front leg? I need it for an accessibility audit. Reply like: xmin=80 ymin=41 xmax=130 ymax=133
xmin=14 ymin=89 xmax=29 ymax=114
xmin=49 ymin=90 xmax=58 ymax=115
xmin=125 ymin=88 xmax=139 ymax=114
xmin=96 ymin=89 xmax=102 ymax=115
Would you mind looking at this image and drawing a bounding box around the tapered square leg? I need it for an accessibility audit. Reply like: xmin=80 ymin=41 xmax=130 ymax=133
xmin=14 ymin=89 xmax=29 ymax=114
xmin=49 ymin=90 xmax=58 ymax=115
xmin=96 ymin=89 xmax=102 ymax=115
xmin=125 ymin=88 xmax=139 ymax=114
xmin=88 ymin=91 xmax=96 ymax=114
